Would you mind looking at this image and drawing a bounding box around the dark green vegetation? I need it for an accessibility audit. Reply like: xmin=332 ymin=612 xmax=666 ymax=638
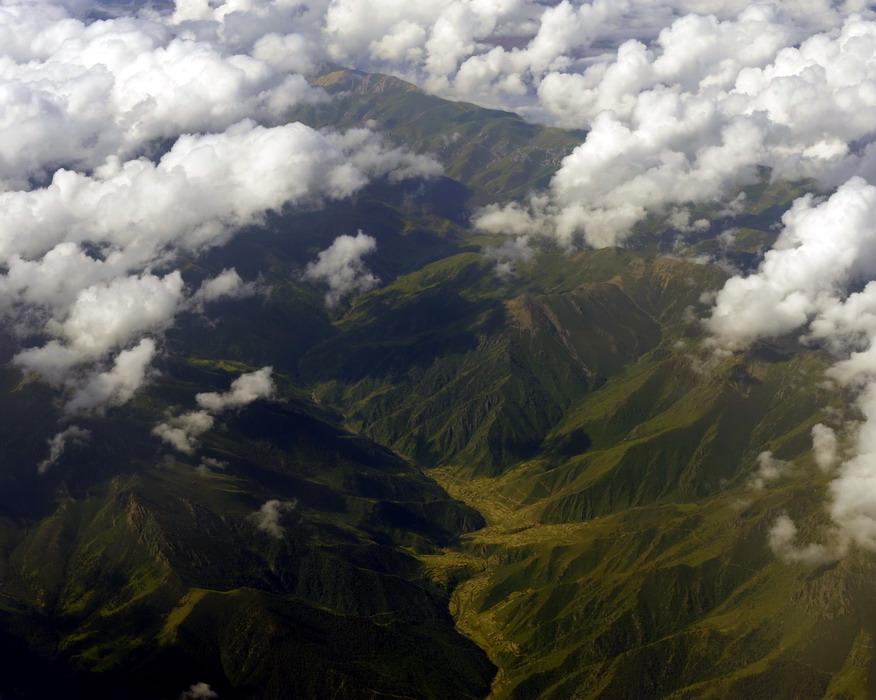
xmin=0 ymin=71 xmax=870 ymax=699
xmin=0 ymin=360 xmax=493 ymax=699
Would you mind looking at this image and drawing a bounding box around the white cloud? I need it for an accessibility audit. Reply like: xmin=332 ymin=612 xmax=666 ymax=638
xmin=0 ymin=243 xmax=125 ymax=316
xmin=252 ymin=32 xmax=322 ymax=75
xmin=179 ymin=682 xmax=219 ymax=700
xmin=0 ymin=0 xmax=454 ymax=416
xmin=747 ymin=450 xmax=792 ymax=491
xmin=767 ymin=514 xmax=843 ymax=566
xmin=0 ymin=4 xmax=326 ymax=189
xmin=195 ymin=457 xmax=228 ymax=475
xmin=155 ymin=367 xmax=274 ymax=454
xmin=196 ymin=366 xmax=275 ymax=413
xmin=5 ymin=0 xmax=876 ymax=567
xmin=484 ymin=234 xmax=534 ymax=278
xmin=812 ymin=423 xmax=839 ymax=471
xmin=37 ymin=424 xmax=90 ymax=474
xmin=66 ymin=338 xmax=158 ymax=413
xmin=303 ymin=231 xmax=379 ymax=307
xmin=0 ymin=121 xmax=439 ymax=266
xmin=190 ymin=268 xmax=260 ymax=311
xmin=318 ymin=0 xmax=864 ymax=113
xmin=6 ymin=267 xmax=177 ymax=412
xmin=474 ymin=194 xmax=552 ymax=239
xmin=14 ymin=273 xmax=183 ymax=376
xmin=705 ymin=178 xmax=876 ymax=351
xmin=153 ymin=410 xmax=215 ymax=455
xmin=0 ymin=118 xmax=437 ymax=411
xmin=476 ymin=11 xmax=876 ymax=248
xmin=250 ymin=498 xmax=297 ymax=538
xmin=704 ymin=179 xmax=876 ymax=560
xmin=2 ymin=0 xmax=872 ymax=420
xmin=824 ymin=384 xmax=876 ymax=552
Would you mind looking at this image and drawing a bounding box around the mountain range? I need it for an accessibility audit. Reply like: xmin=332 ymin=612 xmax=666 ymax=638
xmin=0 ymin=69 xmax=866 ymax=700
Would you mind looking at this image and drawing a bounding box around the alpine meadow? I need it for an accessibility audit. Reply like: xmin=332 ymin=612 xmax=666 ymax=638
xmin=3 ymin=1 xmax=876 ymax=698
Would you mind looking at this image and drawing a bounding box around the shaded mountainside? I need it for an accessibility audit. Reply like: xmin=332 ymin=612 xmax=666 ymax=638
xmin=0 ymin=359 xmax=494 ymax=699
xmin=302 ymin=249 xmax=726 ymax=477
xmin=304 ymin=242 xmax=876 ymax=698
xmin=0 ymin=68 xmax=869 ymax=700
xmin=424 ymin=345 xmax=859 ymax=699
xmin=0 ymin=70 xmax=518 ymax=699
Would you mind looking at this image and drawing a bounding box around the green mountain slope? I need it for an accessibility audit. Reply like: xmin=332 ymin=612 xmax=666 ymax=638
xmin=302 ymin=249 xmax=726 ymax=477
xmin=301 ymin=231 xmax=871 ymax=697
xmin=0 ymin=358 xmax=495 ymax=698
xmin=423 ymin=343 xmax=851 ymax=699
xmin=296 ymin=69 xmax=585 ymax=203
xmin=0 ymin=68 xmax=865 ymax=700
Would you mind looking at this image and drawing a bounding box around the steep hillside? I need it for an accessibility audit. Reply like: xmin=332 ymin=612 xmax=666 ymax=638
xmin=303 ymin=234 xmax=873 ymax=698
xmin=303 ymin=249 xmax=726 ymax=476
xmin=420 ymin=339 xmax=851 ymax=697
xmin=0 ymin=357 xmax=494 ymax=699
xmin=0 ymin=68 xmax=862 ymax=700
xmin=296 ymin=69 xmax=585 ymax=203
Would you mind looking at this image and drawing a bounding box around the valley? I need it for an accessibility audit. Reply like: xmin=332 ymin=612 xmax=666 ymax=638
xmin=0 ymin=68 xmax=870 ymax=699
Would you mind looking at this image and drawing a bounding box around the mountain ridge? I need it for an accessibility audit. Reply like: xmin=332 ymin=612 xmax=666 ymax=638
xmin=0 ymin=67 xmax=868 ymax=699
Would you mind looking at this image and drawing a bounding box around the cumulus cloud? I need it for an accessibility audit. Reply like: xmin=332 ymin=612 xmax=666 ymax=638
xmin=0 ymin=118 xmax=437 ymax=411
xmin=0 ymin=3 xmax=326 ymax=189
xmin=474 ymin=195 xmax=552 ymax=238
xmin=14 ymin=274 xmax=182 ymax=379
xmin=823 ymin=385 xmax=876 ymax=552
xmin=250 ymin=498 xmax=297 ymax=538
xmin=190 ymin=268 xmax=260 ymax=311
xmin=6 ymin=0 xmax=867 ymax=144
xmin=319 ymin=0 xmax=865 ymax=113
xmin=6 ymin=0 xmax=876 ymax=564
xmin=0 ymin=121 xmax=440 ymax=266
xmin=65 ymin=338 xmax=158 ymax=413
xmin=252 ymin=32 xmax=322 ymax=75
xmin=705 ymin=178 xmax=876 ymax=350
xmin=476 ymin=10 xmax=876 ymax=248
xmin=195 ymin=366 xmax=275 ymax=413
xmin=704 ymin=179 xmax=876 ymax=559
xmin=195 ymin=457 xmax=228 ymax=476
xmin=303 ymin=231 xmax=379 ymax=307
xmin=4 ymin=0 xmax=873 ymax=423
xmin=37 ymin=425 xmax=91 ymax=474
xmin=153 ymin=410 xmax=215 ymax=455
xmin=154 ymin=367 xmax=274 ymax=454
xmin=0 ymin=0 xmax=453 ymax=419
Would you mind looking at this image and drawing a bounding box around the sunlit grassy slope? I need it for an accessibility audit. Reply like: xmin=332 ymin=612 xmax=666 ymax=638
xmin=306 ymin=234 xmax=875 ymax=698
xmin=302 ymin=248 xmax=727 ymax=476
xmin=421 ymin=341 xmax=862 ymax=699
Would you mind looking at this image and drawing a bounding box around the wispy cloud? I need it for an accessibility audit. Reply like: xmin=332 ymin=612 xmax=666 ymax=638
xmin=37 ymin=425 xmax=91 ymax=474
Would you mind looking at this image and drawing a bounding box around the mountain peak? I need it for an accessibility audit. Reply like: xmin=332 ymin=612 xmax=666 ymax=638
xmin=310 ymin=69 xmax=419 ymax=95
